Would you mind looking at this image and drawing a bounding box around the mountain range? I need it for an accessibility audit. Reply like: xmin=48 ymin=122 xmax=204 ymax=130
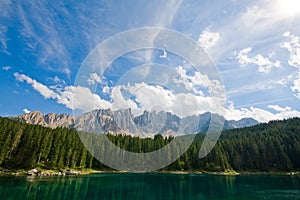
xmin=14 ymin=109 xmax=258 ymax=137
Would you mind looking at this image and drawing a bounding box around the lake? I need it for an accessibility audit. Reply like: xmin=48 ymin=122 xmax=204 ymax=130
xmin=0 ymin=173 xmax=299 ymax=200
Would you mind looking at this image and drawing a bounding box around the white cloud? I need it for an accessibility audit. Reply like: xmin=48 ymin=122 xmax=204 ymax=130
xmin=159 ymin=49 xmax=167 ymax=58
xmin=283 ymin=32 xmax=290 ymax=37
xmin=15 ymin=72 xmax=300 ymax=122
xmin=208 ymin=3 xmax=298 ymax=62
xmin=174 ymin=93 xmax=214 ymax=117
xmin=87 ymin=73 xmax=102 ymax=85
xmin=274 ymin=0 xmax=300 ymax=17
xmin=14 ymin=73 xmax=57 ymax=99
xmin=110 ymin=82 xmax=223 ymax=118
xmin=17 ymin=72 xmax=194 ymax=117
xmin=235 ymin=48 xmax=281 ymax=73
xmin=268 ymin=105 xmax=291 ymax=112
xmin=235 ymin=47 xmax=252 ymax=66
xmin=15 ymin=72 xmax=111 ymax=112
xmin=277 ymin=75 xmax=294 ymax=87
xmin=102 ymin=86 xmax=111 ymax=94
xmin=2 ymin=66 xmax=11 ymax=71
xmin=62 ymin=68 xmax=71 ymax=79
xmin=291 ymin=73 xmax=300 ymax=99
xmin=127 ymin=82 xmax=176 ymax=111
xmin=16 ymin=2 xmax=74 ymax=77
xmin=268 ymin=104 xmax=300 ymax=119
xmin=281 ymin=33 xmax=300 ymax=99
xmin=173 ymin=66 xmax=224 ymax=97
xmin=0 ymin=24 xmax=10 ymax=55
xmin=22 ymin=108 xmax=30 ymax=114
xmin=198 ymin=29 xmax=220 ymax=49
xmin=57 ymin=86 xmax=111 ymax=111
xmin=240 ymin=6 xmax=268 ymax=28
xmin=281 ymin=32 xmax=300 ymax=69
xmin=111 ymin=85 xmax=138 ymax=112
xmin=225 ymin=101 xmax=300 ymax=122
xmin=227 ymin=80 xmax=280 ymax=96
xmin=48 ymin=76 xmax=65 ymax=85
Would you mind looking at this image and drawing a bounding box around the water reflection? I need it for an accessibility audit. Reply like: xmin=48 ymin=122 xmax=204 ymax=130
xmin=0 ymin=174 xmax=299 ymax=200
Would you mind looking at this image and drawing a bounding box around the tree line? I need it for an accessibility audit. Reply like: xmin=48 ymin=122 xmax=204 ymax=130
xmin=0 ymin=117 xmax=299 ymax=172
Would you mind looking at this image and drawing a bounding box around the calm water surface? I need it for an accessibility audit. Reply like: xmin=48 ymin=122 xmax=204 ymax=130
xmin=0 ymin=173 xmax=299 ymax=200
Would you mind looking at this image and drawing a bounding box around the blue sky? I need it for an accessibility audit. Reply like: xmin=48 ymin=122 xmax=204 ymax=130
xmin=1 ymin=0 xmax=300 ymax=122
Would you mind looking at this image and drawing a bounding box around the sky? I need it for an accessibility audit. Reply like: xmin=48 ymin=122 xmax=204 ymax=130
xmin=1 ymin=0 xmax=300 ymax=123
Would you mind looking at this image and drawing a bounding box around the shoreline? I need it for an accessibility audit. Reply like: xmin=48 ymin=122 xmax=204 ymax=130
xmin=1 ymin=168 xmax=299 ymax=177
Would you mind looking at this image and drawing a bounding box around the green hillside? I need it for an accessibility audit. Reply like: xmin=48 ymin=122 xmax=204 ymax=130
xmin=0 ymin=117 xmax=299 ymax=172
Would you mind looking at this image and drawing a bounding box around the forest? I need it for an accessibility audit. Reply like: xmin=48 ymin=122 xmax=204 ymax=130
xmin=0 ymin=117 xmax=299 ymax=172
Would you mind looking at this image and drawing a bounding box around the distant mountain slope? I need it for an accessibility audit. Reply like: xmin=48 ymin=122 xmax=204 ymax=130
xmin=14 ymin=109 xmax=259 ymax=136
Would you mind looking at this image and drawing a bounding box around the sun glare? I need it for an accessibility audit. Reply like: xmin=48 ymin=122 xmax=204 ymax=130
xmin=276 ymin=0 xmax=300 ymax=16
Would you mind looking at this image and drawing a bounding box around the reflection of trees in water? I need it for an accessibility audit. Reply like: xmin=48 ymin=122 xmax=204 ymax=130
xmin=0 ymin=174 xmax=299 ymax=199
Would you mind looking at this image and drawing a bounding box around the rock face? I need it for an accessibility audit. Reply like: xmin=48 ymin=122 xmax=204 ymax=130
xmin=27 ymin=168 xmax=38 ymax=176
xmin=14 ymin=109 xmax=259 ymax=137
xmin=17 ymin=111 xmax=75 ymax=129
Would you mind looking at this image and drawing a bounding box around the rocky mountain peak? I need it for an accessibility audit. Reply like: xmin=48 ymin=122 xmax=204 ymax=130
xmin=14 ymin=109 xmax=259 ymax=137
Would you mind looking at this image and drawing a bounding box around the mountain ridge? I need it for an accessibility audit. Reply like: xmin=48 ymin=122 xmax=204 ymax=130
xmin=14 ymin=109 xmax=259 ymax=137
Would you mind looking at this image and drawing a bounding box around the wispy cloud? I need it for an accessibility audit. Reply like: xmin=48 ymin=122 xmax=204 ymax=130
xmin=0 ymin=25 xmax=9 ymax=55
xmin=17 ymin=2 xmax=72 ymax=77
xmin=207 ymin=3 xmax=298 ymax=63
xmin=87 ymin=73 xmax=102 ymax=85
xmin=14 ymin=72 xmax=57 ymax=99
xmin=235 ymin=47 xmax=281 ymax=73
xmin=2 ymin=66 xmax=11 ymax=71
xmin=0 ymin=0 xmax=12 ymax=55
xmin=226 ymin=80 xmax=281 ymax=96
xmin=225 ymin=101 xmax=300 ymax=122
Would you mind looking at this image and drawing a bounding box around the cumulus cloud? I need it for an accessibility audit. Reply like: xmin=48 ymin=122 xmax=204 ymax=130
xmin=198 ymin=29 xmax=220 ymax=50
xmin=22 ymin=108 xmax=31 ymax=114
xmin=57 ymin=86 xmax=111 ymax=111
xmin=15 ymin=73 xmax=300 ymax=122
xmin=225 ymin=101 xmax=300 ymax=122
xmin=235 ymin=47 xmax=252 ymax=66
xmin=87 ymin=73 xmax=102 ymax=85
xmin=111 ymin=85 xmax=139 ymax=112
xmin=174 ymin=93 xmax=215 ymax=117
xmin=126 ymin=82 xmax=176 ymax=113
xmin=15 ymin=72 xmax=111 ymax=112
xmin=173 ymin=66 xmax=224 ymax=97
xmin=14 ymin=73 xmax=57 ymax=99
xmin=110 ymin=82 xmax=222 ymax=118
xmin=235 ymin=48 xmax=281 ymax=73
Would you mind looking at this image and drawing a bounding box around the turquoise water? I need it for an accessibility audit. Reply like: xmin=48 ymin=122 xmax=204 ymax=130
xmin=0 ymin=173 xmax=299 ymax=200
